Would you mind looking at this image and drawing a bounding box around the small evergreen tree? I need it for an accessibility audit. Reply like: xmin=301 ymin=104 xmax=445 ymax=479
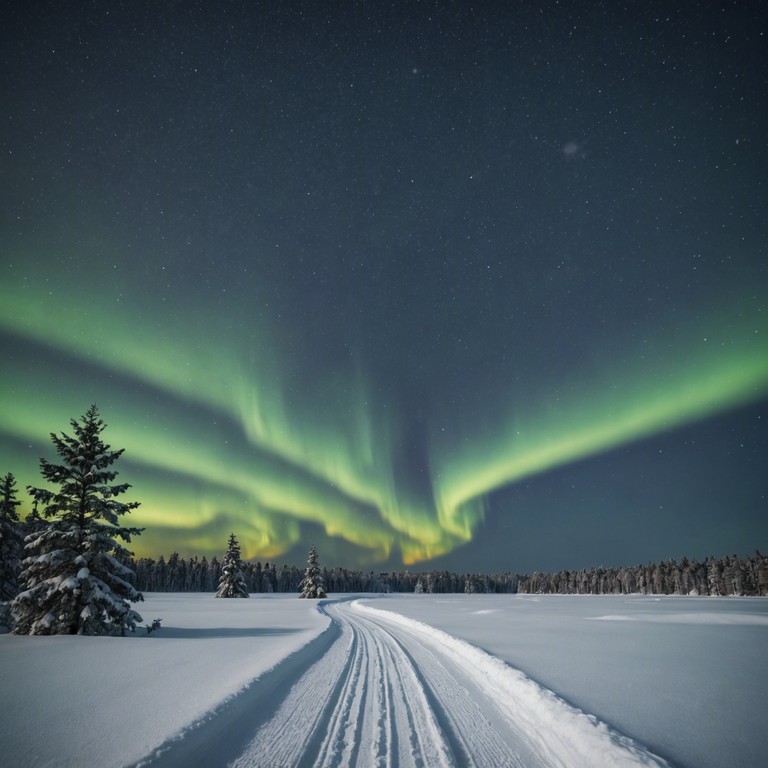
xmin=299 ymin=544 xmax=326 ymax=599
xmin=11 ymin=405 xmax=144 ymax=635
xmin=22 ymin=498 xmax=47 ymax=537
xmin=215 ymin=533 xmax=249 ymax=598
xmin=0 ymin=473 xmax=24 ymax=600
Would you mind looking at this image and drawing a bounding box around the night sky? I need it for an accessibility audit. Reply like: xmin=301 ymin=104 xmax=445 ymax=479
xmin=1 ymin=1 xmax=766 ymax=573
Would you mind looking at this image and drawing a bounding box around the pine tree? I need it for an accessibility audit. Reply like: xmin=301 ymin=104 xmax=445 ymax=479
xmin=0 ymin=473 xmax=24 ymax=600
xmin=299 ymin=544 xmax=326 ymax=599
xmin=11 ymin=405 xmax=144 ymax=636
xmin=757 ymin=552 xmax=768 ymax=597
xmin=22 ymin=498 xmax=47 ymax=537
xmin=215 ymin=533 xmax=249 ymax=598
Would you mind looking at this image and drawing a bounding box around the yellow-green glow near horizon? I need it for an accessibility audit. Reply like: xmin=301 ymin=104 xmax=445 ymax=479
xmin=0 ymin=269 xmax=471 ymax=562
xmin=1 ymin=264 xmax=766 ymax=565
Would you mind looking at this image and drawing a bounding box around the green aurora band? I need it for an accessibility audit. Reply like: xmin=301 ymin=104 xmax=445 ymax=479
xmin=1 ymin=266 xmax=766 ymax=565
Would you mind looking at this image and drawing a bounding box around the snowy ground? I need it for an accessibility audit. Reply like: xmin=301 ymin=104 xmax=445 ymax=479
xmin=0 ymin=594 xmax=328 ymax=768
xmin=1 ymin=593 xmax=766 ymax=767
xmin=363 ymin=594 xmax=768 ymax=768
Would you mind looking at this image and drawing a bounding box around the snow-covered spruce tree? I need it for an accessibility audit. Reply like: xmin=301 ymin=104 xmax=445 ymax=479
xmin=0 ymin=472 xmax=24 ymax=601
xmin=215 ymin=533 xmax=249 ymax=598
xmin=299 ymin=544 xmax=326 ymax=599
xmin=11 ymin=405 xmax=144 ymax=636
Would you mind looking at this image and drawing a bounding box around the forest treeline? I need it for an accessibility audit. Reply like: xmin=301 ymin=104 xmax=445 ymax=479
xmin=126 ymin=550 xmax=768 ymax=597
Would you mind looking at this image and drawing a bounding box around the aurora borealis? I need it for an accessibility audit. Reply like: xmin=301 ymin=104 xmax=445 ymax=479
xmin=1 ymin=2 xmax=766 ymax=571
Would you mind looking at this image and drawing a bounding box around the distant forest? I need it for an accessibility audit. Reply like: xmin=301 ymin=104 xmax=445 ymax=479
xmin=127 ymin=551 xmax=768 ymax=597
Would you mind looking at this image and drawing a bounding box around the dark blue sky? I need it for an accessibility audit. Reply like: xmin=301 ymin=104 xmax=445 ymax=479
xmin=1 ymin=1 xmax=766 ymax=571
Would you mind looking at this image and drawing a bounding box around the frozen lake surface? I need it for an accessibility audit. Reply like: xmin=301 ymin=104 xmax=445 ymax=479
xmin=1 ymin=593 xmax=765 ymax=767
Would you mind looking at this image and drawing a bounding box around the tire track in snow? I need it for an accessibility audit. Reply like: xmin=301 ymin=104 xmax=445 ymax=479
xmin=230 ymin=599 xmax=671 ymax=767
xmin=232 ymin=600 xmax=455 ymax=768
xmin=138 ymin=598 xmax=672 ymax=768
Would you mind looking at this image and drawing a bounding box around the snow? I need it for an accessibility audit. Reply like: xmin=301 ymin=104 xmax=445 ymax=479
xmin=1 ymin=592 xmax=765 ymax=767
xmin=0 ymin=594 xmax=328 ymax=768
xmin=345 ymin=601 xmax=668 ymax=767
xmin=180 ymin=599 xmax=667 ymax=768
xmin=363 ymin=594 xmax=768 ymax=768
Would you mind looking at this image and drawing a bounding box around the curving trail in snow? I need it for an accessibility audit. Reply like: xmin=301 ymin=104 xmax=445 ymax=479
xmin=234 ymin=599 xmax=669 ymax=768
xmin=138 ymin=598 xmax=671 ymax=768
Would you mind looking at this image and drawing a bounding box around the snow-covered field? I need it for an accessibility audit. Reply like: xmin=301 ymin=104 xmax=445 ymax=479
xmin=0 ymin=595 xmax=328 ymax=768
xmin=364 ymin=594 xmax=768 ymax=768
xmin=1 ymin=593 xmax=766 ymax=767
